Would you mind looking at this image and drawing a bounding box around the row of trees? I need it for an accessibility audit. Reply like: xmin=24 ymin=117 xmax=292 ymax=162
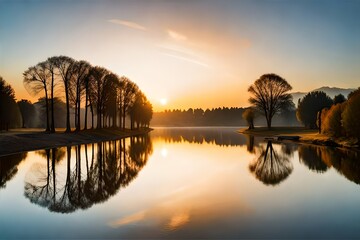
xmin=152 ymin=107 xmax=298 ymax=127
xmin=295 ymin=88 xmax=360 ymax=140
xmin=246 ymin=73 xmax=359 ymax=141
xmin=21 ymin=56 xmax=152 ymax=133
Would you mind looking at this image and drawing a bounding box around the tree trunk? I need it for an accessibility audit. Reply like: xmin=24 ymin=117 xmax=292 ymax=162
xmin=266 ymin=116 xmax=272 ymax=129
xmin=122 ymin=105 xmax=126 ymax=130
xmin=50 ymin=72 xmax=55 ymax=133
xmin=44 ymin=86 xmax=50 ymax=132
xmin=84 ymin=89 xmax=88 ymax=130
xmin=65 ymin=83 xmax=71 ymax=132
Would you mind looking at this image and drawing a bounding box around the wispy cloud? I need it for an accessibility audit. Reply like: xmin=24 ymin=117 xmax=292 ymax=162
xmin=108 ymin=19 xmax=146 ymax=31
xmin=167 ymin=30 xmax=187 ymax=41
xmin=161 ymin=53 xmax=208 ymax=68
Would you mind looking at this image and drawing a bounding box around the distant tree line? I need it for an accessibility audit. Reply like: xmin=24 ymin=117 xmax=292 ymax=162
xmin=0 ymin=56 xmax=153 ymax=132
xmin=151 ymin=107 xmax=299 ymax=127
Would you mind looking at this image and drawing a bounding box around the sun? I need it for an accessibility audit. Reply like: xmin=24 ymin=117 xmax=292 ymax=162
xmin=160 ymin=98 xmax=168 ymax=106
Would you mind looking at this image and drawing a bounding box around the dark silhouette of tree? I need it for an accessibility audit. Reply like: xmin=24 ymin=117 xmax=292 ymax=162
xmin=46 ymin=57 xmax=58 ymax=133
xmin=89 ymin=67 xmax=109 ymax=129
xmin=342 ymin=92 xmax=360 ymax=141
xmin=0 ymin=152 xmax=27 ymax=189
xmin=246 ymin=135 xmax=255 ymax=153
xmin=249 ymin=141 xmax=293 ymax=186
xmin=248 ymin=74 xmax=293 ymax=129
xmin=24 ymin=137 xmax=152 ymax=213
xmin=298 ymin=145 xmax=329 ymax=173
xmin=23 ymin=63 xmax=52 ymax=132
xmin=52 ymin=56 xmax=76 ymax=132
xmin=296 ymin=91 xmax=333 ymax=129
xmin=17 ymin=99 xmax=35 ymax=128
xmin=333 ymin=94 xmax=346 ymax=105
xmin=24 ymin=56 xmax=152 ymax=131
xmin=103 ymin=73 xmax=119 ymax=128
xmin=242 ymin=108 xmax=255 ymax=129
xmin=119 ymin=76 xmax=138 ymax=129
xmin=128 ymin=91 xmax=153 ymax=129
xmin=36 ymin=97 xmax=67 ymax=128
xmin=0 ymin=76 xmax=21 ymax=130
xmin=70 ymin=60 xmax=91 ymax=131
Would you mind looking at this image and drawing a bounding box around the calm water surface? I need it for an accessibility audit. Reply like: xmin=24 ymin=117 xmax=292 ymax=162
xmin=1 ymin=127 xmax=360 ymax=239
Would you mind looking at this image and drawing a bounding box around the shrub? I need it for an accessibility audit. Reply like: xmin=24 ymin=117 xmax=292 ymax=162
xmin=322 ymin=104 xmax=344 ymax=137
xmin=242 ymin=108 xmax=255 ymax=129
xmin=342 ymin=93 xmax=360 ymax=141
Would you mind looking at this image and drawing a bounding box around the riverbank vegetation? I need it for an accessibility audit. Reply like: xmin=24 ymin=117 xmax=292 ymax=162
xmin=243 ymin=73 xmax=360 ymax=146
xmin=0 ymin=56 xmax=153 ymax=133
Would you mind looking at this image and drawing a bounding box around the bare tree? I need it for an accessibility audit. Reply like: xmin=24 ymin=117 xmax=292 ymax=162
xmin=70 ymin=60 xmax=91 ymax=131
xmin=52 ymin=56 xmax=75 ymax=132
xmin=119 ymin=77 xmax=138 ymax=130
xmin=89 ymin=67 xmax=111 ymax=129
xmin=248 ymin=73 xmax=293 ymax=128
xmin=23 ymin=62 xmax=51 ymax=132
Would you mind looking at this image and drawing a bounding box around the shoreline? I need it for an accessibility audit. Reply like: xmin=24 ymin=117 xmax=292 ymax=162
xmin=239 ymin=127 xmax=359 ymax=149
xmin=0 ymin=128 xmax=152 ymax=157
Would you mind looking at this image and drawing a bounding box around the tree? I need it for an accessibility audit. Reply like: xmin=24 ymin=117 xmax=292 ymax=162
xmin=119 ymin=77 xmax=138 ymax=129
xmin=17 ymin=99 xmax=35 ymax=128
xmin=248 ymin=73 xmax=293 ymax=128
xmin=333 ymin=94 xmax=346 ymax=105
xmin=53 ymin=56 xmax=75 ymax=132
xmin=70 ymin=60 xmax=91 ymax=131
xmin=296 ymin=91 xmax=333 ymax=129
xmin=23 ymin=63 xmax=51 ymax=132
xmin=249 ymin=141 xmax=293 ymax=186
xmin=0 ymin=77 xmax=22 ymax=130
xmin=322 ymin=103 xmax=344 ymax=137
xmin=342 ymin=93 xmax=360 ymax=141
xmin=348 ymin=87 xmax=360 ymax=100
xmin=128 ymin=91 xmax=153 ymax=129
xmin=242 ymin=108 xmax=255 ymax=129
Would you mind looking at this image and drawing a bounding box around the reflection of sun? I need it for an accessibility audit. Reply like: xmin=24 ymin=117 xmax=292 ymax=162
xmin=161 ymin=148 xmax=168 ymax=157
xmin=160 ymin=98 xmax=168 ymax=106
xmin=167 ymin=212 xmax=190 ymax=230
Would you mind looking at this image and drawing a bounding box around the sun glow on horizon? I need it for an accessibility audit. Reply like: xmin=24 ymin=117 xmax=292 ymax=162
xmin=160 ymin=98 xmax=168 ymax=106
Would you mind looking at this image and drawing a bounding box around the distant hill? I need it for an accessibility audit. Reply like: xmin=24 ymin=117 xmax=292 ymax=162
xmin=291 ymin=86 xmax=356 ymax=105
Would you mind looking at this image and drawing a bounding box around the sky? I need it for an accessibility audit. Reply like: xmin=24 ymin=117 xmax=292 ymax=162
xmin=0 ymin=0 xmax=359 ymax=111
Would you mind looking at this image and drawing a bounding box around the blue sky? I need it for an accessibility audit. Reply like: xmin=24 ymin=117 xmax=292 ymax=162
xmin=1 ymin=0 xmax=359 ymax=110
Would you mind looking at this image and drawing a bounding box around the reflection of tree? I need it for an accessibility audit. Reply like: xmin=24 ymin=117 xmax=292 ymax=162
xmin=0 ymin=152 xmax=27 ymax=188
xmin=152 ymin=128 xmax=251 ymax=147
xmin=246 ymin=135 xmax=255 ymax=153
xmin=249 ymin=141 xmax=293 ymax=186
xmin=298 ymin=145 xmax=329 ymax=173
xmin=24 ymin=135 xmax=152 ymax=213
xmin=299 ymin=145 xmax=360 ymax=185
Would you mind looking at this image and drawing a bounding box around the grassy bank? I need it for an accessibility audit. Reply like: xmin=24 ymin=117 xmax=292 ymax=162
xmin=239 ymin=127 xmax=358 ymax=148
xmin=0 ymin=128 xmax=152 ymax=157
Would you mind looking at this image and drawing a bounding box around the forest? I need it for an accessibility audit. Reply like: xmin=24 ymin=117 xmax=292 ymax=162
xmin=0 ymin=56 xmax=153 ymax=132
xmin=151 ymin=107 xmax=299 ymax=127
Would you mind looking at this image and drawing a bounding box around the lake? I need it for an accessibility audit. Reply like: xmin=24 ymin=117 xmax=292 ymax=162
xmin=1 ymin=127 xmax=360 ymax=239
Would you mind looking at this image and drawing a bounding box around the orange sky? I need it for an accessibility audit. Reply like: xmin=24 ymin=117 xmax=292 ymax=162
xmin=1 ymin=1 xmax=359 ymax=111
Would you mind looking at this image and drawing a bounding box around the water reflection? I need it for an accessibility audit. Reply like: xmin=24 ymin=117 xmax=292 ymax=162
xmin=299 ymin=145 xmax=360 ymax=184
xmin=24 ymin=135 xmax=152 ymax=213
xmin=0 ymin=152 xmax=27 ymax=188
xmin=152 ymin=127 xmax=252 ymax=147
xmin=249 ymin=141 xmax=293 ymax=186
xmin=298 ymin=145 xmax=329 ymax=173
